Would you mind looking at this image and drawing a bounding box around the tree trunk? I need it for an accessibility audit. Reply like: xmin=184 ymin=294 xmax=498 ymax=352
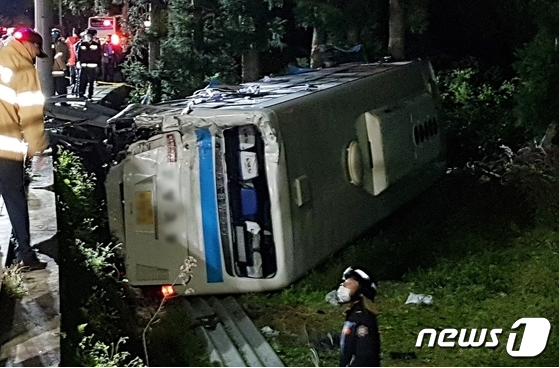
xmin=192 ymin=0 xmax=204 ymax=51
xmin=149 ymin=0 xmax=163 ymax=101
xmin=148 ymin=1 xmax=161 ymax=73
xmin=122 ymin=1 xmax=130 ymax=22
xmin=310 ymin=27 xmax=323 ymax=68
xmin=242 ymin=49 xmax=260 ymax=82
xmin=540 ymin=123 xmax=557 ymax=148
xmin=388 ymin=0 xmax=405 ymax=61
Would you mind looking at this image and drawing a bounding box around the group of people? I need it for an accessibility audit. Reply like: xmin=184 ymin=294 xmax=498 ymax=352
xmin=0 ymin=26 xmax=122 ymax=269
xmin=1 ymin=26 xmax=119 ymax=99
xmin=0 ymin=27 xmax=119 ymax=272
xmin=52 ymin=27 xmax=119 ymax=99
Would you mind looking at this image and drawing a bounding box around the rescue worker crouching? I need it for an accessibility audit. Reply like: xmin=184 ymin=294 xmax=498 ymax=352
xmin=337 ymin=266 xmax=381 ymax=367
xmin=51 ymin=28 xmax=70 ymax=96
xmin=76 ymin=28 xmax=102 ymax=99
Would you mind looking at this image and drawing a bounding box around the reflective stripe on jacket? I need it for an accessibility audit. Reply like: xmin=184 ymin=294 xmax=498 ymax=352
xmin=0 ymin=40 xmax=47 ymax=161
xmin=52 ymin=39 xmax=69 ymax=72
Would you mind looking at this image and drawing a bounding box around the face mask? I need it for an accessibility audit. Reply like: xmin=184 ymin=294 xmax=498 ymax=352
xmin=337 ymin=285 xmax=352 ymax=303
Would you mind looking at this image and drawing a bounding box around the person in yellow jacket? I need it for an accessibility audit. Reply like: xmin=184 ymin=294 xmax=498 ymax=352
xmin=0 ymin=28 xmax=49 ymax=271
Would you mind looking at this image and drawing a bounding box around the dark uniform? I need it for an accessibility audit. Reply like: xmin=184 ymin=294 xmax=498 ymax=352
xmin=101 ymin=36 xmax=115 ymax=82
xmin=76 ymin=32 xmax=102 ymax=99
xmin=336 ymin=266 xmax=381 ymax=367
xmin=340 ymin=302 xmax=381 ymax=367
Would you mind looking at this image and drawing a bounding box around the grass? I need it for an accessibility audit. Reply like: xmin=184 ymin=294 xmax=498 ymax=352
xmin=1 ymin=263 xmax=28 ymax=299
xmin=239 ymin=173 xmax=559 ymax=367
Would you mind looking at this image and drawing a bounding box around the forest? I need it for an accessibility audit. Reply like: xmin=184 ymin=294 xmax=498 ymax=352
xmin=0 ymin=0 xmax=553 ymax=162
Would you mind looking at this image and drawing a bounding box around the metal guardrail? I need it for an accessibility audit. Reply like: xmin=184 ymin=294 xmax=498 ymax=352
xmin=183 ymin=296 xmax=285 ymax=367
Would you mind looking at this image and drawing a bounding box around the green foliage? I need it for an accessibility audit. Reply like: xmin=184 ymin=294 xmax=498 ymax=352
xmin=122 ymin=0 xmax=239 ymax=102
xmin=63 ymin=0 xmax=122 ymax=16
xmin=80 ymin=287 xmax=122 ymax=337
xmin=1 ymin=263 xmax=28 ymax=299
xmin=54 ymin=148 xmax=100 ymax=229
xmin=294 ymin=0 xmax=384 ymax=58
xmin=78 ymin=335 xmax=145 ymax=367
xmin=121 ymin=0 xmax=288 ymax=102
xmin=78 ymin=240 xmax=121 ymax=278
xmin=437 ymin=62 xmax=531 ymax=167
xmin=56 ymin=148 xmax=209 ymax=367
xmin=55 ymin=148 xmax=143 ymax=366
xmin=402 ymin=0 xmax=430 ymax=34
xmin=218 ymin=0 xmax=287 ymax=51
xmin=514 ymin=31 xmax=559 ymax=133
xmin=497 ymin=145 xmax=559 ymax=225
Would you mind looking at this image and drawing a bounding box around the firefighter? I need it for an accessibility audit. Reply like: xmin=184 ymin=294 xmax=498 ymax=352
xmin=0 ymin=28 xmax=49 ymax=271
xmin=76 ymin=28 xmax=102 ymax=99
xmin=337 ymin=266 xmax=381 ymax=367
xmin=51 ymin=28 xmax=70 ymax=96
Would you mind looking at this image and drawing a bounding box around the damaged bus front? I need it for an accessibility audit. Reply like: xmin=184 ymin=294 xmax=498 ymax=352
xmin=106 ymin=110 xmax=292 ymax=294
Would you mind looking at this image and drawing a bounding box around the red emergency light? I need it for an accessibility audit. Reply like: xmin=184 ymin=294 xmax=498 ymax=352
xmin=103 ymin=19 xmax=112 ymax=27
xmin=13 ymin=31 xmax=23 ymax=40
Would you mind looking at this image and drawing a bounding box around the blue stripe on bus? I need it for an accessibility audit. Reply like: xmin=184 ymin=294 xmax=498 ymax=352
xmin=197 ymin=129 xmax=224 ymax=283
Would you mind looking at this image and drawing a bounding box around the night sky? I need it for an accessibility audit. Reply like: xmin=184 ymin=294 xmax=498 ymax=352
xmin=0 ymin=0 xmax=33 ymax=20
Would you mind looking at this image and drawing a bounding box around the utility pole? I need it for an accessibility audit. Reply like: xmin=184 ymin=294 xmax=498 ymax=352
xmin=35 ymin=0 xmax=54 ymax=96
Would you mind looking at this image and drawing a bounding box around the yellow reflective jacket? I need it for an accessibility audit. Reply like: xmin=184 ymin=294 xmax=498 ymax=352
xmin=0 ymin=39 xmax=47 ymax=161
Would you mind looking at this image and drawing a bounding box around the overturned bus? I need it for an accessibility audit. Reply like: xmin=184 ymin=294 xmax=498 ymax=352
xmin=105 ymin=60 xmax=445 ymax=295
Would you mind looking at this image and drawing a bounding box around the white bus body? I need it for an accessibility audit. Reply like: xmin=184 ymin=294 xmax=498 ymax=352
xmin=105 ymin=60 xmax=445 ymax=295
